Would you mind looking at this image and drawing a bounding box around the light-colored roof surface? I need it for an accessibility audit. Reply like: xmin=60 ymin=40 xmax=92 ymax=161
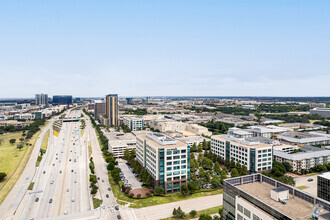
xmin=137 ymin=133 xmax=187 ymax=149
xmin=273 ymin=146 xmax=330 ymax=160
xmin=237 ymin=182 xmax=329 ymax=219
xmin=212 ymin=135 xmax=271 ymax=149
xmin=319 ymin=172 xmax=330 ymax=180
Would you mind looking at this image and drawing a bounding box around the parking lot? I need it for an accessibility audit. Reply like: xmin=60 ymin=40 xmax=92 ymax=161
xmin=117 ymin=161 xmax=142 ymax=189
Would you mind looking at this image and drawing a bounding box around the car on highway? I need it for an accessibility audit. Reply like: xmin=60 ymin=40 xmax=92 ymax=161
xmin=115 ymin=205 xmax=119 ymax=210
xmin=64 ymin=211 xmax=68 ymax=215
xmin=43 ymin=171 xmax=46 ymax=174
xmin=67 ymin=188 xmax=69 ymax=192
xmin=106 ymin=194 xmax=109 ymax=198
xmin=35 ymin=197 xmax=39 ymax=202
xmin=97 ymin=177 xmax=100 ymax=180
xmin=71 ymin=169 xmax=74 ymax=172
xmin=52 ymin=163 xmax=55 ymax=166
xmin=59 ymin=170 xmax=62 ymax=174
xmin=49 ymin=199 xmax=53 ymax=203
xmin=117 ymin=215 xmax=121 ymax=219
xmin=110 ymin=208 xmax=114 ymax=213
xmin=308 ymin=178 xmax=314 ymax=182
xmin=108 ymin=187 xmax=111 ymax=191
xmin=102 ymin=179 xmax=104 ymax=182
xmin=71 ymin=198 xmax=75 ymax=202
xmin=50 ymin=181 xmax=54 ymax=184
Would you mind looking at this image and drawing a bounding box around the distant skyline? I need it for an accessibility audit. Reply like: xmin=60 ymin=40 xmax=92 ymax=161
xmin=0 ymin=1 xmax=330 ymax=98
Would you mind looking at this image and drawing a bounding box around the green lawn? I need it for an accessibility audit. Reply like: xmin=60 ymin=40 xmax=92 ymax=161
xmin=160 ymin=206 xmax=222 ymax=220
xmin=306 ymin=173 xmax=319 ymax=177
xmin=28 ymin=182 xmax=35 ymax=190
xmin=41 ymin=130 xmax=49 ymax=151
xmin=108 ymin=172 xmax=223 ymax=208
xmin=296 ymin=185 xmax=308 ymax=190
xmin=0 ymin=122 xmax=49 ymax=205
xmin=93 ymin=197 xmax=102 ymax=209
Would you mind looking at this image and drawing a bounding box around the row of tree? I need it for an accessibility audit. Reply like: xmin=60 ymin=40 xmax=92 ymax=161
xmin=172 ymin=206 xmax=223 ymax=220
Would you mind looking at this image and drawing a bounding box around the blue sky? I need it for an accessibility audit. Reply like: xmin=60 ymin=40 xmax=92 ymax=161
xmin=0 ymin=1 xmax=329 ymax=98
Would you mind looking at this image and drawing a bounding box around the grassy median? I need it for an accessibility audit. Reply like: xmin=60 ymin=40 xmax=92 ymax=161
xmin=0 ymin=122 xmax=49 ymax=205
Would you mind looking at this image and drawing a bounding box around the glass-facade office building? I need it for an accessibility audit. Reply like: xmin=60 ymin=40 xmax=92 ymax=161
xmin=53 ymin=95 xmax=73 ymax=105
xmin=318 ymin=172 xmax=330 ymax=202
xmin=136 ymin=132 xmax=190 ymax=193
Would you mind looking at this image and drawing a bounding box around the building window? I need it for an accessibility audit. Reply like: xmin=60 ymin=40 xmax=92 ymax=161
xmin=244 ymin=208 xmax=251 ymax=218
xmin=181 ymin=160 xmax=186 ymax=163
xmin=181 ymin=149 xmax=186 ymax=153
xmin=167 ymin=162 xmax=172 ymax=165
xmin=167 ymin=156 xmax=172 ymax=160
xmin=253 ymin=214 xmax=260 ymax=220
xmin=167 ymin=172 xmax=172 ymax=176
xmin=173 ymin=156 xmax=180 ymax=160
xmin=167 ymin=177 xmax=172 ymax=181
xmin=167 ymin=151 xmax=172 ymax=155
xmin=237 ymin=204 xmax=243 ymax=213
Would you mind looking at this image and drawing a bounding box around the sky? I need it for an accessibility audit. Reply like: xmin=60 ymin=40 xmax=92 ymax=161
xmin=0 ymin=0 xmax=329 ymax=98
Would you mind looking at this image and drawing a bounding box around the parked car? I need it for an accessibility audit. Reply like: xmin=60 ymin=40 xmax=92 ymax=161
xmin=308 ymin=178 xmax=313 ymax=182
xmin=49 ymin=199 xmax=53 ymax=203
xmin=35 ymin=197 xmax=39 ymax=202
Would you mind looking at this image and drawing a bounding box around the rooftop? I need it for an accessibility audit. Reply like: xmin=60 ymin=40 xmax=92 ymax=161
xmin=212 ymin=135 xmax=271 ymax=149
xmin=237 ymin=181 xmax=329 ymax=219
xmin=319 ymin=172 xmax=330 ymax=180
xmin=273 ymin=145 xmax=330 ymax=160
xmin=138 ymin=132 xmax=187 ymax=148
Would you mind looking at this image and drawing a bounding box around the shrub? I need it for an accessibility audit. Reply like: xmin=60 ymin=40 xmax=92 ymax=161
xmin=189 ymin=210 xmax=197 ymax=217
xmin=129 ymin=193 xmax=134 ymax=197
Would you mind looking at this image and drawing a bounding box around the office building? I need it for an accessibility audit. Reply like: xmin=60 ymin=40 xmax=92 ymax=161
xmin=273 ymin=145 xmax=330 ymax=172
xmin=106 ymin=94 xmax=118 ymax=127
xmin=35 ymin=93 xmax=48 ymax=106
xmin=106 ymin=132 xmax=137 ymax=158
xmin=310 ymin=107 xmax=330 ymax=117
xmin=122 ymin=116 xmax=144 ymax=131
xmin=223 ymin=173 xmax=330 ymax=220
xmin=318 ymin=172 xmax=330 ymax=202
xmin=276 ymin=131 xmax=330 ymax=146
xmin=94 ymin=101 xmax=106 ymax=121
xmin=136 ymin=132 xmax=190 ymax=193
xmin=211 ymin=135 xmax=273 ymax=173
xmin=53 ymin=95 xmax=73 ymax=105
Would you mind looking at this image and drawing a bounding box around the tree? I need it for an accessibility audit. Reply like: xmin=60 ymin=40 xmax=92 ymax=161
xmin=0 ymin=172 xmax=6 ymax=182
xmin=231 ymin=168 xmax=239 ymax=178
xmin=211 ymin=175 xmax=221 ymax=188
xmin=154 ymin=186 xmax=164 ymax=195
xmin=172 ymin=208 xmax=177 ymax=216
xmin=197 ymin=144 xmax=203 ymax=153
xmin=19 ymin=137 xmax=25 ymax=142
xmin=241 ymin=165 xmax=248 ymax=176
xmin=174 ymin=207 xmax=185 ymax=219
xmin=197 ymin=153 xmax=203 ymax=165
xmin=124 ymin=149 xmax=130 ymax=160
xmin=9 ymin=138 xmax=16 ymax=145
xmin=191 ymin=143 xmax=197 ymax=152
xmin=214 ymin=162 xmax=221 ymax=175
xmin=282 ymin=162 xmax=292 ymax=172
xmin=188 ymin=181 xmax=198 ymax=193
xmin=189 ymin=210 xmax=197 ymax=217
xmin=199 ymin=214 xmax=212 ymax=220
xmin=131 ymin=149 xmax=136 ymax=158
xmin=220 ymin=169 xmax=228 ymax=180
xmin=181 ymin=184 xmax=189 ymax=196
xmin=202 ymin=158 xmax=213 ymax=170
xmin=17 ymin=143 xmax=24 ymax=151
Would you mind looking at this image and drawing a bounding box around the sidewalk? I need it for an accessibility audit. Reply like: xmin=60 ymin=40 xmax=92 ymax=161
xmin=134 ymin=194 xmax=223 ymax=220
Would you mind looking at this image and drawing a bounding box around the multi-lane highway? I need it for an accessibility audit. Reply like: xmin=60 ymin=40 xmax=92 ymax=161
xmin=0 ymin=108 xmax=138 ymax=220
xmin=21 ymin=109 xmax=92 ymax=220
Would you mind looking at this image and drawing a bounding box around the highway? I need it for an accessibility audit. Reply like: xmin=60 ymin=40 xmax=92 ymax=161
xmin=85 ymin=114 xmax=137 ymax=220
xmin=0 ymin=118 xmax=53 ymax=220
xmin=20 ymin=109 xmax=92 ymax=220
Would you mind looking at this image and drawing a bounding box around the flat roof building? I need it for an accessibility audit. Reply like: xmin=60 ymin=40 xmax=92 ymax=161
xmin=136 ymin=132 xmax=190 ymax=193
xmin=310 ymin=108 xmax=330 ymax=117
xmin=122 ymin=116 xmax=144 ymax=131
xmin=106 ymin=94 xmax=118 ymax=127
xmin=223 ymin=173 xmax=330 ymax=220
xmin=273 ymin=145 xmax=330 ymax=172
xmin=53 ymin=95 xmax=72 ymax=105
xmin=277 ymin=131 xmax=330 ymax=146
xmin=318 ymin=172 xmax=330 ymax=202
xmin=211 ymin=135 xmax=273 ymax=173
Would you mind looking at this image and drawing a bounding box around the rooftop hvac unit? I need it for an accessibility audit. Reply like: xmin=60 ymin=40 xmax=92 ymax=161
xmin=271 ymin=187 xmax=289 ymax=202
